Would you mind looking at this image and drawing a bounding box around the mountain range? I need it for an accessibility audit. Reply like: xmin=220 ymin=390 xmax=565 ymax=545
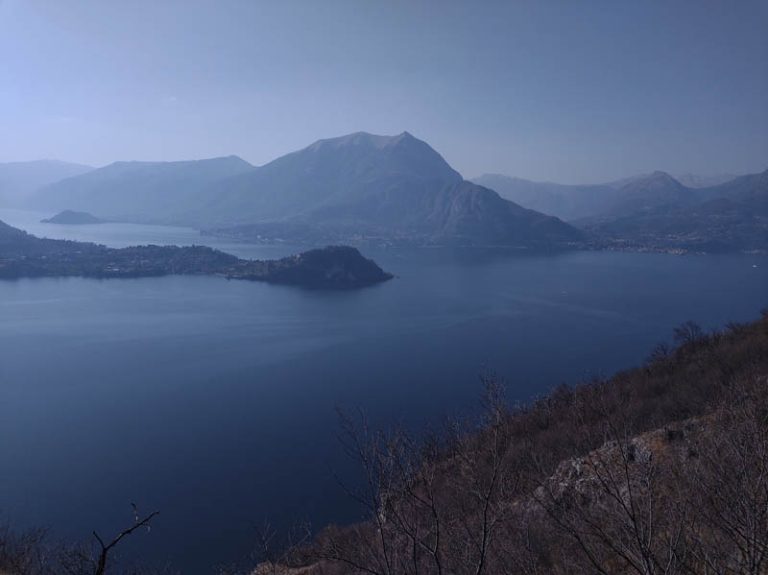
xmin=472 ymin=171 xmax=739 ymax=222
xmin=583 ymin=169 xmax=768 ymax=252
xmin=675 ymin=173 xmax=740 ymax=188
xmin=474 ymin=169 xmax=767 ymax=252
xmin=8 ymin=132 xmax=766 ymax=252
xmin=30 ymin=132 xmax=582 ymax=248
xmin=29 ymin=155 xmax=254 ymax=223
xmin=0 ymin=160 xmax=92 ymax=207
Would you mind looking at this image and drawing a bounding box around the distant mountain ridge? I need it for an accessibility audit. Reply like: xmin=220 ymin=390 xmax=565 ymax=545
xmin=474 ymin=171 xmax=714 ymax=221
xmin=584 ymin=169 xmax=768 ymax=252
xmin=476 ymin=168 xmax=767 ymax=252
xmin=30 ymin=132 xmax=583 ymax=248
xmin=675 ymin=173 xmax=740 ymax=188
xmin=472 ymin=174 xmax=617 ymax=221
xmin=605 ymin=171 xmax=694 ymax=218
xmin=26 ymin=133 xmax=760 ymax=252
xmin=0 ymin=160 xmax=93 ymax=207
xmin=698 ymin=169 xmax=768 ymax=205
xmin=31 ymin=155 xmax=254 ymax=223
xmin=472 ymin=171 xmax=750 ymax=222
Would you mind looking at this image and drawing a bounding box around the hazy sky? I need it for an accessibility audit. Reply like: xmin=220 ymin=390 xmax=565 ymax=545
xmin=1 ymin=0 xmax=766 ymax=182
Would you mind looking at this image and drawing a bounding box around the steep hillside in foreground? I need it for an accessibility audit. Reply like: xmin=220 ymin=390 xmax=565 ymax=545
xmin=264 ymin=313 xmax=768 ymax=575
xmin=1 ymin=313 xmax=766 ymax=573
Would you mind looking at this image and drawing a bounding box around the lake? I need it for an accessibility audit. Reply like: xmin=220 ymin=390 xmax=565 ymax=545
xmin=1 ymin=209 xmax=766 ymax=573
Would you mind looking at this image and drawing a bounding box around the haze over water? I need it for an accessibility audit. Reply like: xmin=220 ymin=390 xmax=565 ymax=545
xmin=1 ymin=209 xmax=766 ymax=572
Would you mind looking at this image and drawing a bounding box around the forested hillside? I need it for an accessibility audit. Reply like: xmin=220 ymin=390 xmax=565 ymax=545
xmin=267 ymin=314 xmax=768 ymax=575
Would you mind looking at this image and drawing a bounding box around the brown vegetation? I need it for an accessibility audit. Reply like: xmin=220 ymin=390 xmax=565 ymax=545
xmin=0 ymin=506 xmax=160 ymax=575
xmin=2 ymin=315 xmax=766 ymax=574
xmin=263 ymin=313 xmax=768 ymax=575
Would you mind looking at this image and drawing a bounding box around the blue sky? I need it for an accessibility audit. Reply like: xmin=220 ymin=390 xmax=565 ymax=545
xmin=1 ymin=0 xmax=766 ymax=182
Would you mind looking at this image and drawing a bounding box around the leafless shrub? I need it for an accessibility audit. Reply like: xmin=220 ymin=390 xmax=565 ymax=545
xmin=672 ymin=321 xmax=705 ymax=348
xmin=0 ymin=505 xmax=159 ymax=575
xmin=301 ymin=315 xmax=768 ymax=575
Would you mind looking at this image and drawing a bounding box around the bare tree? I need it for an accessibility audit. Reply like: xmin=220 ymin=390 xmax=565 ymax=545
xmin=248 ymin=519 xmax=313 ymax=575
xmin=672 ymin=321 xmax=704 ymax=348
xmin=250 ymin=316 xmax=768 ymax=575
xmin=680 ymin=381 xmax=768 ymax=574
xmin=315 ymin=381 xmax=519 ymax=575
xmin=91 ymin=505 xmax=159 ymax=575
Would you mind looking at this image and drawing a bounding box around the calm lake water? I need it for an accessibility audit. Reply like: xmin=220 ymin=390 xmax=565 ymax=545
xmin=1 ymin=208 xmax=766 ymax=572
